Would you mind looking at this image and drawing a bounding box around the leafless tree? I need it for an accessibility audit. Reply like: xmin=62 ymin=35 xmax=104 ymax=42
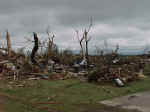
xmin=83 ymin=17 xmax=93 ymax=64
xmin=75 ymin=17 xmax=93 ymax=65
xmin=6 ymin=30 xmax=12 ymax=57
xmin=75 ymin=30 xmax=84 ymax=57
xmin=46 ymin=27 xmax=55 ymax=59
xmin=31 ymin=32 xmax=39 ymax=64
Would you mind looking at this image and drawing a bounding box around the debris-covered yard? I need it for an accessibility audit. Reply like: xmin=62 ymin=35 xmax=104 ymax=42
xmin=0 ymin=29 xmax=149 ymax=84
xmin=0 ymin=31 xmax=150 ymax=112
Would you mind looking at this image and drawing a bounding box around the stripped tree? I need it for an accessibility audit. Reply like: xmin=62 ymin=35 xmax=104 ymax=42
xmin=83 ymin=17 xmax=93 ymax=65
xmin=46 ymin=27 xmax=55 ymax=60
xmin=6 ymin=30 xmax=12 ymax=57
xmin=31 ymin=32 xmax=39 ymax=64
xmin=75 ymin=30 xmax=84 ymax=58
xmin=75 ymin=17 xmax=93 ymax=65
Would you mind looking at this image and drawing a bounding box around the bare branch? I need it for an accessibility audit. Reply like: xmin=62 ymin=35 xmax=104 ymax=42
xmin=87 ymin=17 xmax=93 ymax=33
xmin=75 ymin=30 xmax=85 ymax=57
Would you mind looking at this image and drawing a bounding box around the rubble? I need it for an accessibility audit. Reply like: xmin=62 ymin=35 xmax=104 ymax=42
xmin=0 ymin=49 xmax=148 ymax=87
xmin=87 ymin=54 xmax=148 ymax=86
xmin=0 ymin=32 xmax=148 ymax=87
xmin=114 ymin=78 xmax=124 ymax=87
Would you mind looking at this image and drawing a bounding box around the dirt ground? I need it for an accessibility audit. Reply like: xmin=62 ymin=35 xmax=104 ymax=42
xmin=101 ymin=91 xmax=150 ymax=112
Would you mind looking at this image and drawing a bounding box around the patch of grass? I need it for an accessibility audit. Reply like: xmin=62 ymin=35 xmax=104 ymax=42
xmin=4 ymin=97 xmax=41 ymax=112
xmin=0 ymin=78 xmax=150 ymax=112
xmin=144 ymin=63 xmax=150 ymax=75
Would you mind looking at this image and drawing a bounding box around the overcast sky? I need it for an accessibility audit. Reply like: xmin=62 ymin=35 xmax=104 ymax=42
xmin=0 ymin=0 xmax=150 ymax=54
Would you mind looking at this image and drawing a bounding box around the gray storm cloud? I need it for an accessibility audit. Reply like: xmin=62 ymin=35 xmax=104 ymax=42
xmin=0 ymin=0 xmax=150 ymax=54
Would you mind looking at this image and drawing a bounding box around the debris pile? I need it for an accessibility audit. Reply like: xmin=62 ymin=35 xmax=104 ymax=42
xmin=0 ymin=31 xmax=148 ymax=88
xmin=88 ymin=55 xmax=146 ymax=87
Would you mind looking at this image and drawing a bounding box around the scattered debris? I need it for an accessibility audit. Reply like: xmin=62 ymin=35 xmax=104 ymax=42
xmin=0 ymin=31 xmax=149 ymax=87
xmin=114 ymin=78 xmax=124 ymax=87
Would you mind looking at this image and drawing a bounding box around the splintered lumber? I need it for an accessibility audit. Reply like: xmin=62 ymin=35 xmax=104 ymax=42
xmin=6 ymin=31 xmax=12 ymax=57
xmin=31 ymin=32 xmax=39 ymax=64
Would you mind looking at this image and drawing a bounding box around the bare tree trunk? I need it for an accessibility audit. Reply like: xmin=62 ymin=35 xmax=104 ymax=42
xmin=75 ymin=17 xmax=93 ymax=65
xmin=84 ymin=30 xmax=89 ymax=65
xmin=6 ymin=31 xmax=11 ymax=57
xmin=75 ymin=30 xmax=84 ymax=58
xmin=80 ymin=43 xmax=84 ymax=58
xmin=31 ymin=32 xmax=39 ymax=64
xmin=84 ymin=18 xmax=93 ymax=65
xmin=46 ymin=34 xmax=55 ymax=63
xmin=85 ymin=41 xmax=89 ymax=64
xmin=47 ymin=38 xmax=51 ymax=58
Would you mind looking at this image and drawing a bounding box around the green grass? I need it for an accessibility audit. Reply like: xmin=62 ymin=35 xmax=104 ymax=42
xmin=0 ymin=77 xmax=150 ymax=112
xmin=144 ymin=63 xmax=150 ymax=75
